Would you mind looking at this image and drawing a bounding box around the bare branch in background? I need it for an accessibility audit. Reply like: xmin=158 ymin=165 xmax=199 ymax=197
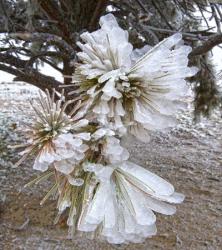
xmin=89 ymin=0 xmax=108 ymax=30
xmin=9 ymin=32 xmax=76 ymax=56
xmin=150 ymin=0 xmax=173 ymax=30
xmin=0 ymin=0 xmax=109 ymax=88
xmin=190 ymin=33 xmax=222 ymax=57
xmin=210 ymin=3 xmax=221 ymax=33
xmin=0 ymin=63 xmax=62 ymax=91
xmin=138 ymin=24 xmax=217 ymax=40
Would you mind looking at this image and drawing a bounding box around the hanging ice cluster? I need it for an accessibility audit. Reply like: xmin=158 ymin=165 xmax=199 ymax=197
xmin=73 ymin=14 xmax=198 ymax=141
xmin=17 ymin=89 xmax=90 ymax=183
xmin=80 ymin=138 xmax=184 ymax=244
xmin=18 ymin=14 xmax=198 ymax=245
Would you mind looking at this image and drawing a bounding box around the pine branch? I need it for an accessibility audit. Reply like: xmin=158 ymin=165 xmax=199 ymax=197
xmin=36 ymin=0 xmax=73 ymax=43
xmin=189 ymin=33 xmax=222 ymax=57
xmin=0 ymin=63 xmax=62 ymax=91
xmin=89 ymin=0 xmax=109 ymax=30
xmin=9 ymin=32 xmax=76 ymax=56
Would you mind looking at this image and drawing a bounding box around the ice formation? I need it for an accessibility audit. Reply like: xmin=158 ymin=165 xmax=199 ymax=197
xmin=19 ymin=14 xmax=198 ymax=244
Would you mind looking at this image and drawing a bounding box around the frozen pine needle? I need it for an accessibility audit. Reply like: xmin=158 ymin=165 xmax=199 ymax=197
xmin=71 ymin=14 xmax=198 ymax=140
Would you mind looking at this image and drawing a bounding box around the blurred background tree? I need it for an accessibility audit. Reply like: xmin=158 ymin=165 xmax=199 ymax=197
xmin=0 ymin=0 xmax=222 ymax=119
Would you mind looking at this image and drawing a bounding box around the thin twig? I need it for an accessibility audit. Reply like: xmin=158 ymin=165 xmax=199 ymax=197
xmin=135 ymin=0 xmax=149 ymax=13
xmin=198 ymin=4 xmax=210 ymax=29
xmin=139 ymin=24 xmax=215 ymax=40
xmin=9 ymin=32 xmax=75 ymax=56
xmin=210 ymin=4 xmax=221 ymax=33
xmin=151 ymin=0 xmax=173 ymax=30
xmin=214 ymin=4 xmax=222 ymax=21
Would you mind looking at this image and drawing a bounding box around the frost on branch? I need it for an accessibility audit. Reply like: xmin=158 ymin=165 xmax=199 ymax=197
xmin=17 ymin=14 xmax=197 ymax=244
xmin=72 ymin=13 xmax=198 ymax=142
